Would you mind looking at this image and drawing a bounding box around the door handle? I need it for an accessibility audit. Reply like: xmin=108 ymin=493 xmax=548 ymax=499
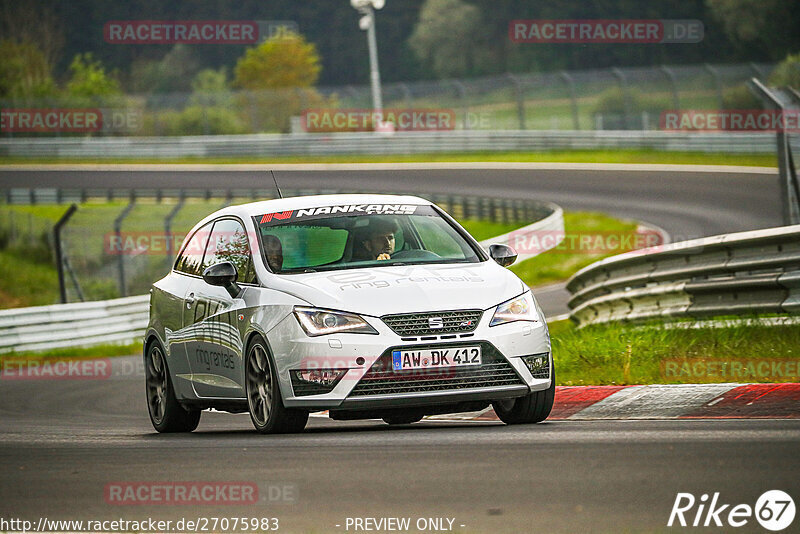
xmin=185 ymin=293 xmax=195 ymax=309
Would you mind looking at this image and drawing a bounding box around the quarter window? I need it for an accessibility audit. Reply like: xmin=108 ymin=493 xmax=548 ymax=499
xmin=174 ymin=222 xmax=212 ymax=276
xmin=202 ymin=218 xmax=257 ymax=284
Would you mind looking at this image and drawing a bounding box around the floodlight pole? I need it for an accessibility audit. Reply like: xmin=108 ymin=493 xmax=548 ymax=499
xmin=352 ymin=0 xmax=384 ymax=119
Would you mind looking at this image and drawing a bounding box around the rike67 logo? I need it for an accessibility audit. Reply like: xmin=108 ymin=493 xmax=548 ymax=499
xmin=668 ymin=490 xmax=795 ymax=531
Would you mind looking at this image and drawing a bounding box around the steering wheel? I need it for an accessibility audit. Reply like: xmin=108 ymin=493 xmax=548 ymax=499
xmin=390 ymin=249 xmax=442 ymax=261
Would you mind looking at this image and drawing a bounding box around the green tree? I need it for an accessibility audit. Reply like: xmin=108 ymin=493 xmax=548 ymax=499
xmin=769 ymin=52 xmax=800 ymax=88
xmin=233 ymin=32 xmax=327 ymax=133
xmin=233 ymin=32 xmax=321 ymax=90
xmin=66 ymin=53 xmax=121 ymax=98
xmin=189 ymin=67 xmax=232 ymax=106
xmin=408 ymin=0 xmax=485 ymax=79
xmin=706 ymin=0 xmax=800 ymax=60
xmin=0 ymin=40 xmax=56 ymax=99
xmin=128 ymin=45 xmax=199 ymax=94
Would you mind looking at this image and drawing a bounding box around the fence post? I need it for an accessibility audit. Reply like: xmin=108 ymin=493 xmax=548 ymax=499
xmin=611 ymin=68 xmax=630 ymax=129
xmin=704 ymin=64 xmax=724 ymax=109
xmin=559 ymin=71 xmax=580 ymax=130
xmin=114 ymin=200 xmax=137 ymax=297
xmin=54 ymin=204 xmax=78 ymax=304
xmin=748 ymin=78 xmax=800 ymax=225
xmin=506 ymin=73 xmax=526 ymax=130
xmin=660 ymin=65 xmax=681 ymax=110
xmin=452 ymin=80 xmax=469 ymax=130
xmin=164 ymin=194 xmax=186 ymax=272
xmin=749 ymin=62 xmax=768 ymax=80
xmin=399 ymin=83 xmax=413 ymax=109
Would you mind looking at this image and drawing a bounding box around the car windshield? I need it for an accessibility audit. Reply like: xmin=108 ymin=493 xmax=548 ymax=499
xmin=254 ymin=204 xmax=482 ymax=273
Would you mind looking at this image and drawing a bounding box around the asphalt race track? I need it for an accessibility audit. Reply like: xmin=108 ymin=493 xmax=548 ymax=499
xmin=0 ymin=165 xmax=795 ymax=532
xmin=0 ymin=166 xmax=781 ymax=238
xmin=0 ymin=165 xmax=783 ymax=316
xmin=1 ymin=358 xmax=799 ymax=533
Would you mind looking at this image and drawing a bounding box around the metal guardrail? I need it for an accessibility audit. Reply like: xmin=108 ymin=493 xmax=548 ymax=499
xmin=479 ymin=202 xmax=564 ymax=263
xmin=0 ymin=295 xmax=149 ymax=353
xmin=0 ymin=202 xmax=564 ymax=353
xmin=566 ymin=225 xmax=800 ymax=326
xmin=0 ymin=130 xmax=789 ymax=158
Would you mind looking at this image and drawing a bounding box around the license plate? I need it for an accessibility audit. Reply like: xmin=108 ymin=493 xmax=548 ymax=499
xmin=392 ymin=346 xmax=482 ymax=371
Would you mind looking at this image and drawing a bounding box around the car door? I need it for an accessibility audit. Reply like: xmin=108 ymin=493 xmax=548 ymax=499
xmin=163 ymin=221 xmax=213 ymax=399
xmin=183 ymin=218 xmax=257 ymax=399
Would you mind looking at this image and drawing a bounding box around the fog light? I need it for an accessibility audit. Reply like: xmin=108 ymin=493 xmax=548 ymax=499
xmin=521 ymin=353 xmax=549 ymax=373
xmin=291 ymin=368 xmax=348 ymax=397
xmin=293 ymin=369 xmax=346 ymax=386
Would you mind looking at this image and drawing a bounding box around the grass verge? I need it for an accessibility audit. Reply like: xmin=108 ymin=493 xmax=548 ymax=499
xmin=549 ymin=320 xmax=800 ymax=385
xmin=510 ymin=212 xmax=641 ymax=287
xmin=0 ymin=149 xmax=777 ymax=167
xmin=1 ymin=343 xmax=143 ymax=362
xmin=0 ymin=250 xmax=60 ymax=307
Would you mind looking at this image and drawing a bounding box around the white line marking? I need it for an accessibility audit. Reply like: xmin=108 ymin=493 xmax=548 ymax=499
xmin=0 ymin=162 xmax=777 ymax=174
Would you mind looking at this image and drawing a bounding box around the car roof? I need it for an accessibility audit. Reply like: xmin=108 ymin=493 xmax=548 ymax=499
xmin=198 ymin=193 xmax=434 ymax=226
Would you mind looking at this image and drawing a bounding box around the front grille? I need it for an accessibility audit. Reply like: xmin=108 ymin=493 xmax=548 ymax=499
xmin=349 ymin=342 xmax=524 ymax=397
xmin=381 ymin=310 xmax=483 ymax=337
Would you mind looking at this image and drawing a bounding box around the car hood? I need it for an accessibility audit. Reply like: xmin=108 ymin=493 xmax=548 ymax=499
xmin=271 ymin=261 xmax=526 ymax=316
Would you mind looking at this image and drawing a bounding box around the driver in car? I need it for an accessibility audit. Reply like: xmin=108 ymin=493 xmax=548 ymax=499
xmin=354 ymin=218 xmax=398 ymax=261
xmin=263 ymin=235 xmax=283 ymax=272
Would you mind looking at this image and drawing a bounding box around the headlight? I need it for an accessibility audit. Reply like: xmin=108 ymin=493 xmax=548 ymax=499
xmin=294 ymin=307 xmax=378 ymax=336
xmin=490 ymin=292 xmax=540 ymax=327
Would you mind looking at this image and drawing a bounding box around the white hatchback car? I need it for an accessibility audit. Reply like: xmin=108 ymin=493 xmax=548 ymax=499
xmin=144 ymin=194 xmax=554 ymax=433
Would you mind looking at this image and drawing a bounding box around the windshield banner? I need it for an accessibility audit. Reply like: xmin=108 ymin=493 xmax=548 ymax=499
xmin=257 ymin=204 xmax=431 ymax=225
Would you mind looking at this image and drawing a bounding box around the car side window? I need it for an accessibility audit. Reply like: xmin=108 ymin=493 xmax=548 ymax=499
xmin=174 ymin=222 xmax=213 ymax=276
xmin=202 ymin=218 xmax=257 ymax=284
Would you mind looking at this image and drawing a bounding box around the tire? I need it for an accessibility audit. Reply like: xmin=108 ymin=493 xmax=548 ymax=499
xmin=145 ymin=340 xmax=201 ymax=433
xmin=492 ymin=364 xmax=556 ymax=425
xmin=382 ymin=413 xmax=424 ymax=425
xmin=245 ymin=337 xmax=308 ymax=434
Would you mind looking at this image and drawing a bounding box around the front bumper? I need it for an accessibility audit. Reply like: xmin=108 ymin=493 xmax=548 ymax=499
xmin=266 ymin=310 xmax=552 ymax=410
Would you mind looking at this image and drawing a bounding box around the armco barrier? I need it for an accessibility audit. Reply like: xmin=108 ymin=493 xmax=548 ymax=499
xmin=567 ymin=225 xmax=800 ymax=326
xmin=0 ymin=130 xmax=789 ymax=158
xmin=0 ymin=295 xmax=149 ymax=353
xmin=479 ymin=202 xmax=564 ymax=262
xmin=0 ymin=204 xmax=564 ymax=353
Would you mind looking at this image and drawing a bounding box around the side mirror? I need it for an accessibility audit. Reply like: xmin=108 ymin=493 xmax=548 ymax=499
xmin=489 ymin=244 xmax=518 ymax=267
xmin=202 ymin=261 xmax=241 ymax=298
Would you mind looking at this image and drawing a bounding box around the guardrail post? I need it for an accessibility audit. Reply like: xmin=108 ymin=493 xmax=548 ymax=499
xmin=114 ymin=200 xmax=137 ymax=297
xmin=559 ymin=71 xmax=580 ymax=130
xmin=54 ymin=204 xmax=78 ymax=304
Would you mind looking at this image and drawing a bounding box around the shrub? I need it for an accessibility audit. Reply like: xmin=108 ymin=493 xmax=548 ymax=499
xmin=769 ymin=52 xmax=800 ymax=88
